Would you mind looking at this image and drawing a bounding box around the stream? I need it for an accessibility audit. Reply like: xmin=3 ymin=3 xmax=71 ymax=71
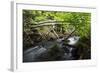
xmin=23 ymin=36 xmax=80 ymax=62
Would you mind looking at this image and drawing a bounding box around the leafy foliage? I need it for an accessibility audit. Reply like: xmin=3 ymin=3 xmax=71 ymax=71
xmin=23 ymin=10 xmax=91 ymax=53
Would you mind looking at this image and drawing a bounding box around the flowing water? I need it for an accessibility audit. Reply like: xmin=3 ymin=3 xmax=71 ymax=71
xmin=23 ymin=36 xmax=80 ymax=62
